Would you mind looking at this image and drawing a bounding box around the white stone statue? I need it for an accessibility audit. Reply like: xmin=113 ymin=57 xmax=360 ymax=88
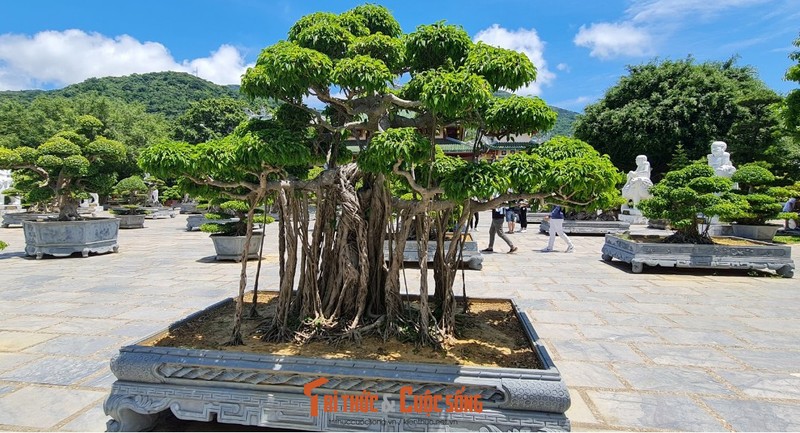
xmin=621 ymin=155 xmax=653 ymax=208
xmin=707 ymin=141 xmax=737 ymax=178
xmin=150 ymin=189 xmax=159 ymax=206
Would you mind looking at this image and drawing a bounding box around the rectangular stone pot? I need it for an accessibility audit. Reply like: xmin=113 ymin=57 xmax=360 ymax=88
xmin=540 ymin=219 xmax=630 ymax=234
xmin=384 ymin=239 xmax=483 ymax=270
xmin=601 ymin=233 xmax=794 ymax=277
xmin=2 ymin=212 xmax=57 ymax=228
xmin=142 ymin=207 xmax=177 ymax=219
xmin=104 ymin=297 xmax=571 ymax=432
xmin=22 ymin=218 xmax=120 ymax=259
xmin=115 ymin=214 xmax=146 ymax=229
xmin=210 ymin=233 xmax=263 ymax=261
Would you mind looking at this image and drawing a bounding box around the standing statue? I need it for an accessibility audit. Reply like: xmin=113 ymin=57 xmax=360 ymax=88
xmin=707 ymin=141 xmax=737 ymax=178
xmin=621 ymin=155 xmax=653 ymax=208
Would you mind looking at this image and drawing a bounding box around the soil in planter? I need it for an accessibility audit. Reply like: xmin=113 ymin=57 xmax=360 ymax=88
xmin=147 ymin=292 xmax=542 ymax=370
xmin=624 ymin=234 xmax=767 ymax=246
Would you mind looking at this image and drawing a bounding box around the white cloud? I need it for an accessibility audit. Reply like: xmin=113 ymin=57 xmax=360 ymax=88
xmin=556 ymin=63 xmax=570 ymax=72
xmin=473 ymin=24 xmax=555 ymax=96
xmin=574 ymin=22 xmax=654 ymax=59
xmin=626 ymin=0 xmax=771 ymax=23
xmin=0 ymin=29 xmax=250 ymax=91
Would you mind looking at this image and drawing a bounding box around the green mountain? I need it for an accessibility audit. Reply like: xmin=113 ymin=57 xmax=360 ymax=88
xmin=0 ymin=72 xmax=241 ymax=119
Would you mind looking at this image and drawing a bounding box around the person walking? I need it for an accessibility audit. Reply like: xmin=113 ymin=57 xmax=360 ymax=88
xmin=469 ymin=211 xmax=479 ymax=231
xmin=482 ymin=207 xmax=518 ymax=253
xmin=542 ymin=205 xmax=574 ymax=253
xmin=518 ymin=199 xmax=529 ymax=233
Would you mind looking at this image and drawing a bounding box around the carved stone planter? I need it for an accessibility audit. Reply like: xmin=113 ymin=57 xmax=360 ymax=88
xmin=179 ymin=203 xmax=199 ymax=214
xmin=730 ymin=224 xmax=780 ymax=242
xmin=104 ymin=298 xmax=571 ymax=432
xmin=210 ymin=233 xmax=263 ymax=261
xmin=2 ymin=212 xmax=57 ymax=228
xmin=186 ymin=215 xmax=238 ymax=231
xmin=540 ymin=220 xmax=630 ymax=235
xmin=385 ymin=239 xmax=483 ymax=270
xmin=22 ymin=218 xmax=120 ymax=259
xmin=526 ymin=212 xmax=550 ymax=224
xmin=601 ymin=234 xmax=794 ymax=277
xmin=115 ymin=214 xmax=146 ymax=229
xmin=142 ymin=207 xmax=177 ymax=219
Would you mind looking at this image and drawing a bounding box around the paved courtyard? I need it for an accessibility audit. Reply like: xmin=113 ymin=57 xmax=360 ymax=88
xmin=0 ymin=213 xmax=798 ymax=431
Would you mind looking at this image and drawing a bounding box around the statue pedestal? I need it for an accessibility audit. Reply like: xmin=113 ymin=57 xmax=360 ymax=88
xmin=619 ymin=206 xmax=648 ymax=225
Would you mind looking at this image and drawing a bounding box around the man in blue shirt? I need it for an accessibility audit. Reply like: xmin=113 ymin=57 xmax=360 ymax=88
xmin=542 ymin=205 xmax=574 ymax=253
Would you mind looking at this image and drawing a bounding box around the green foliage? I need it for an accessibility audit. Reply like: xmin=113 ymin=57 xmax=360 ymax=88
xmin=332 ymin=55 xmax=393 ymax=95
xmin=721 ymin=163 xmax=787 ymax=225
xmin=439 ymin=160 xmax=509 ymax=201
xmin=114 ymin=175 xmax=148 ymax=204
xmin=405 ymin=22 xmax=473 ymax=73
xmin=293 ymin=21 xmax=354 ymax=60
xmin=668 ymin=143 xmax=691 ymax=171
xmin=782 ymin=34 xmax=800 ymax=141
xmin=575 ymin=58 xmax=781 ymax=177
xmin=173 ymin=98 xmax=248 ymax=144
xmin=348 ymin=4 xmax=402 ymax=37
xmin=484 ymin=96 xmax=557 ymax=138
xmin=639 ymin=163 xmax=733 ymax=235
xmin=358 ymin=128 xmax=432 ymax=173
xmin=348 ymin=33 xmax=404 ymax=72
xmin=464 ymin=43 xmax=537 ymax=92
xmin=0 ymin=240 xmax=7 ymax=250
xmin=417 ymin=69 xmax=492 ymax=119
xmin=241 ymin=42 xmax=333 ymax=101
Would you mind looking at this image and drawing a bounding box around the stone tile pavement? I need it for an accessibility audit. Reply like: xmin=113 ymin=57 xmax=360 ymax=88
xmin=0 ymin=213 xmax=798 ymax=431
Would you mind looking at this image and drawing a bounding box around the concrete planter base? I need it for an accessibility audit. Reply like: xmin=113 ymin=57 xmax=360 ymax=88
xmin=142 ymin=207 xmax=177 ymax=219
xmin=385 ymin=239 xmax=483 ymax=270
xmin=540 ymin=220 xmax=631 ymax=235
xmin=730 ymin=224 xmax=780 ymax=242
xmin=2 ymin=212 xmax=57 ymax=228
xmin=115 ymin=214 xmax=146 ymax=229
xmin=179 ymin=203 xmax=199 ymax=214
xmin=104 ymin=297 xmax=571 ymax=432
xmin=22 ymin=218 xmax=120 ymax=259
xmin=601 ymin=234 xmax=794 ymax=277
xmin=210 ymin=233 xmax=263 ymax=261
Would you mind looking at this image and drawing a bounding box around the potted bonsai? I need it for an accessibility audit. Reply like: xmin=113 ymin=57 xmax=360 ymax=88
xmin=110 ymin=176 xmax=148 ymax=229
xmin=721 ymin=163 xmax=799 ymax=241
xmin=603 ymin=162 xmax=794 ymax=277
xmin=106 ymin=6 xmax=625 ymax=431
xmin=200 ymin=200 xmax=275 ymax=261
xmin=0 ymin=116 xmax=127 ymax=258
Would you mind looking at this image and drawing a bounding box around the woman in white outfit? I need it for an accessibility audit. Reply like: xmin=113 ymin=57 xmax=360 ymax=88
xmin=542 ymin=205 xmax=574 ymax=253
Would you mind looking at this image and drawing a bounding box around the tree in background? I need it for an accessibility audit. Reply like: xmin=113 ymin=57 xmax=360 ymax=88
xmin=172 ymin=97 xmax=249 ymax=144
xmin=769 ymin=33 xmax=800 ymax=182
xmin=0 ymin=115 xmax=127 ymax=219
xmin=574 ymin=58 xmax=781 ymax=178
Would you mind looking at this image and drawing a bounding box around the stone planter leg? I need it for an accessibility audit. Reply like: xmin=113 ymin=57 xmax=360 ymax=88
xmin=601 ymin=253 xmax=613 ymax=262
xmin=778 ymin=265 xmax=794 ymax=278
xmin=104 ymin=395 xmax=166 ymax=432
xmin=631 ymin=261 xmax=644 ymax=273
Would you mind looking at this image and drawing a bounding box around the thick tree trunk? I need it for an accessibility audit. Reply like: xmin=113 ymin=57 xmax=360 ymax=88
xmin=57 ymin=195 xmax=81 ymax=221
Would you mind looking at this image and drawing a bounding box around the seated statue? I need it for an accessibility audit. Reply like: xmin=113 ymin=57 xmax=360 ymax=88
xmin=707 ymin=141 xmax=736 ymax=178
xmin=621 ymin=155 xmax=653 ymax=207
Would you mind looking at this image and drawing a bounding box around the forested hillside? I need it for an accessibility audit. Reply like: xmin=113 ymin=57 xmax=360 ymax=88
xmin=0 ymin=72 xmax=241 ymax=119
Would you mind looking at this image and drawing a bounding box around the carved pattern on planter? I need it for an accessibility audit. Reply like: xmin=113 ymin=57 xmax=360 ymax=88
xmin=22 ymin=219 xmax=119 ymax=259
xmin=104 ymin=382 xmax=571 ymax=432
xmin=601 ymin=234 xmax=795 ymax=277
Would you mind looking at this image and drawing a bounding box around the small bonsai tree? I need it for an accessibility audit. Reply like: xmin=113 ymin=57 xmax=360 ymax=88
xmin=113 ymin=175 xmax=148 ymax=205
xmin=639 ymin=163 xmax=734 ymax=243
xmin=0 ymin=117 xmax=128 ymax=220
xmin=722 ymin=163 xmax=798 ymax=225
xmin=200 ymin=200 xmax=275 ymax=236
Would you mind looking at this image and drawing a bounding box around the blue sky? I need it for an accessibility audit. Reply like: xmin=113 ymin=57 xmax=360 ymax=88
xmin=0 ymin=0 xmax=798 ymax=111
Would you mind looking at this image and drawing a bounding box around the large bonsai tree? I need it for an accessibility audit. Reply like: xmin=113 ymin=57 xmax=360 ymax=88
xmin=143 ymin=5 xmax=622 ymax=346
xmin=0 ymin=115 xmax=128 ymax=220
xmin=722 ymin=163 xmax=799 ymax=226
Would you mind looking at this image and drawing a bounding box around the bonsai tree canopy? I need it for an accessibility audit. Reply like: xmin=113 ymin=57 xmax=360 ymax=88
xmin=721 ymin=163 xmax=797 ymax=225
xmin=639 ymin=163 xmax=735 ymax=243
